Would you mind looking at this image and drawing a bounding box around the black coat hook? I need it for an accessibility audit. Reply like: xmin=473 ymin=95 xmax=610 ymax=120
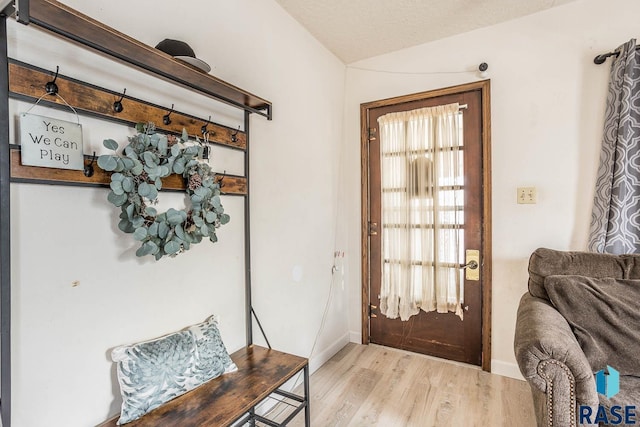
xmin=231 ymin=126 xmax=240 ymax=143
xmin=163 ymin=104 xmax=174 ymax=126
xmin=202 ymin=144 xmax=210 ymax=160
xmin=45 ymin=65 xmax=59 ymax=96
xmin=215 ymin=170 xmax=226 ymax=188
xmin=113 ymin=88 xmax=126 ymax=113
xmin=84 ymin=151 xmax=96 ymax=177
xmin=201 ymin=115 xmax=211 ymax=135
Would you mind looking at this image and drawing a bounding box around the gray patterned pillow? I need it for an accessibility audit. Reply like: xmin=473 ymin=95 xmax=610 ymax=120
xmin=111 ymin=315 xmax=237 ymax=425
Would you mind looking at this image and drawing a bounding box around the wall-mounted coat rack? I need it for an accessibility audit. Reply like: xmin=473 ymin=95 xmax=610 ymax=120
xmin=0 ymin=1 xmax=291 ymax=426
xmin=7 ymin=60 xmax=247 ymax=194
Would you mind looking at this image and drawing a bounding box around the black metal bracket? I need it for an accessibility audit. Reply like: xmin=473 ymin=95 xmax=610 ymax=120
xmin=0 ymin=1 xmax=14 ymax=17
xmin=15 ymin=0 xmax=27 ymax=23
xmin=251 ymin=306 xmax=272 ymax=350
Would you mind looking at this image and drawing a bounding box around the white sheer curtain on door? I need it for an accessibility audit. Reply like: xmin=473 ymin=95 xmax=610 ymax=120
xmin=378 ymin=103 xmax=464 ymax=321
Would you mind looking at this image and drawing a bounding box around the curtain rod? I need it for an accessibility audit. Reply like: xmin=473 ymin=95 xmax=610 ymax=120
xmin=594 ymin=45 xmax=640 ymax=64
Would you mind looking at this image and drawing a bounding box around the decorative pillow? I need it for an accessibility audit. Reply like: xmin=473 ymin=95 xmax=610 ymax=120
xmin=111 ymin=315 xmax=237 ymax=425
xmin=528 ymin=248 xmax=640 ymax=301
xmin=544 ymin=275 xmax=640 ymax=376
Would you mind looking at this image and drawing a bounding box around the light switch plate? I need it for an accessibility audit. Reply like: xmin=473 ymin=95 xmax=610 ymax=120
xmin=517 ymin=187 xmax=537 ymax=204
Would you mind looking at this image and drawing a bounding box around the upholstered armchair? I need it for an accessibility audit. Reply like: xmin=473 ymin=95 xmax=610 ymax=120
xmin=514 ymin=248 xmax=640 ymax=427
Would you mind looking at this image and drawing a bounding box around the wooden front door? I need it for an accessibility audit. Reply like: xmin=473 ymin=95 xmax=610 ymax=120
xmin=360 ymin=81 xmax=492 ymax=369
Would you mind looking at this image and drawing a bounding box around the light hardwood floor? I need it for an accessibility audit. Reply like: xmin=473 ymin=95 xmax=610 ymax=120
xmin=267 ymin=343 xmax=536 ymax=427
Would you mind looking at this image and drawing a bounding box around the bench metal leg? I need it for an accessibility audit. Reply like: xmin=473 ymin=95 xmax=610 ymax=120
xmin=304 ymin=364 xmax=310 ymax=427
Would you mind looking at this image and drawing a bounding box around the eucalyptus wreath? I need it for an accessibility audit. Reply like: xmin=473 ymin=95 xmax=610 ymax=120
xmin=97 ymin=122 xmax=229 ymax=260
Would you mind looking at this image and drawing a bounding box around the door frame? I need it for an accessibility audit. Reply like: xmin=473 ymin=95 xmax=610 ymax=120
xmin=360 ymin=80 xmax=493 ymax=371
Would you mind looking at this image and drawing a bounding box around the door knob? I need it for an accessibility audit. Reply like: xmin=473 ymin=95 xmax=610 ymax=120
xmin=461 ymin=260 xmax=478 ymax=270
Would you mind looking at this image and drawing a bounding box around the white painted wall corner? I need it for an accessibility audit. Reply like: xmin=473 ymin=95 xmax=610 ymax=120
xmin=349 ymin=330 xmax=362 ymax=344
xmin=491 ymin=359 xmax=525 ymax=381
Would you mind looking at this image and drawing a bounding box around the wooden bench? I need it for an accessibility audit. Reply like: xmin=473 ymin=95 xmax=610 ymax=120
xmin=97 ymin=345 xmax=310 ymax=427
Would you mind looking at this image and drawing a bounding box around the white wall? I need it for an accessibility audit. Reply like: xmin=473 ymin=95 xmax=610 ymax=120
xmin=6 ymin=1 xmax=347 ymax=426
xmin=343 ymin=0 xmax=640 ymax=379
xmin=8 ymin=0 xmax=637 ymax=423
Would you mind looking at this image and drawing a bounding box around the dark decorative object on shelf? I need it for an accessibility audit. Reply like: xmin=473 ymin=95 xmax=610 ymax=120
xmin=155 ymin=39 xmax=211 ymax=73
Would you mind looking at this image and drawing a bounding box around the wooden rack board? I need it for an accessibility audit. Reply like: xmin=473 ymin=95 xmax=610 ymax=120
xmin=9 ymin=60 xmax=247 ymax=151
xmin=9 ymin=147 xmax=247 ymax=195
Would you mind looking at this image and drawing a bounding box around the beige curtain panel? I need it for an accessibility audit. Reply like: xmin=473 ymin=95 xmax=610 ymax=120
xmin=378 ymin=103 xmax=464 ymax=321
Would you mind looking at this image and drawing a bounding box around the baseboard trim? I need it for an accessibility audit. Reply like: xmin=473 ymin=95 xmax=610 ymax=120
xmin=491 ymin=359 xmax=524 ymax=381
xmin=309 ymin=332 xmax=350 ymax=374
xmin=349 ymin=330 xmax=362 ymax=344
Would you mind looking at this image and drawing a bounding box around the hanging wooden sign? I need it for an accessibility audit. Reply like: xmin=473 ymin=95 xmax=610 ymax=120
xmin=19 ymin=113 xmax=84 ymax=170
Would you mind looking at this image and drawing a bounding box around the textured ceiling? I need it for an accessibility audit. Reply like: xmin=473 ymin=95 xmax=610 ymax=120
xmin=274 ymin=0 xmax=579 ymax=63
